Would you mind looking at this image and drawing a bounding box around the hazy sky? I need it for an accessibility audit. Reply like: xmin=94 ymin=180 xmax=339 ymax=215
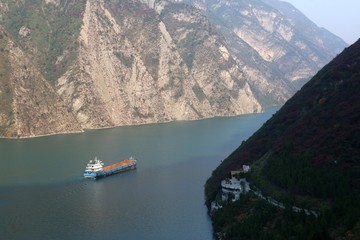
xmin=284 ymin=0 xmax=360 ymax=45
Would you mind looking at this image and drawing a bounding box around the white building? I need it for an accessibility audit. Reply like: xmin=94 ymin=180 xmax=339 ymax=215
xmin=211 ymin=168 xmax=251 ymax=211
xmin=243 ymin=165 xmax=250 ymax=173
xmin=221 ymin=177 xmax=250 ymax=202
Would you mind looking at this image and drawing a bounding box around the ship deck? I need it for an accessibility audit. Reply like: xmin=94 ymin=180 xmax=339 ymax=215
xmin=102 ymin=159 xmax=136 ymax=171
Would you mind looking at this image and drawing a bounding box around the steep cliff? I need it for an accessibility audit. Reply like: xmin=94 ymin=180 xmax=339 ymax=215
xmin=56 ymin=0 xmax=261 ymax=129
xmin=0 ymin=27 xmax=82 ymax=138
xmin=173 ymin=0 xmax=348 ymax=104
xmin=0 ymin=0 xmax=347 ymax=137
xmin=0 ymin=0 xmax=262 ymax=137
xmin=205 ymin=39 xmax=360 ymax=239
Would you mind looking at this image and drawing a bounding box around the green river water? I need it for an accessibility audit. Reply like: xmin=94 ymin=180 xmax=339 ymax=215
xmin=0 ymin=107 xmax=279 ymax=240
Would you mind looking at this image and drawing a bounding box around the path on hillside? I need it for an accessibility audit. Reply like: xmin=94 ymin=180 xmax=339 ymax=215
xmin=251 ymin=187 xmax=319 ymax=217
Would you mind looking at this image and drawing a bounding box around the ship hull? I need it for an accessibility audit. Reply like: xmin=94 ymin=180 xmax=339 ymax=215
xmin=98 ymin=164 xmax=136 ymax=179
xmin=83 ymin=159 xmax=137 ymax=179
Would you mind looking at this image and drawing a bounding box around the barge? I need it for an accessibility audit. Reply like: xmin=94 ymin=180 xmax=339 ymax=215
xmin=83 ymin=156 xmax=137 ymax=179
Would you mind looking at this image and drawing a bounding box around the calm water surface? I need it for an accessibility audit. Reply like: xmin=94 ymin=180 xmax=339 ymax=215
xmin=0 ymin=107 xmax=279 ymax=240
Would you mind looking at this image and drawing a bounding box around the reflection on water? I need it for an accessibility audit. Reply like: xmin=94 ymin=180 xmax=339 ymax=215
xmin=0 ymin=107 xmax=279 ymax=239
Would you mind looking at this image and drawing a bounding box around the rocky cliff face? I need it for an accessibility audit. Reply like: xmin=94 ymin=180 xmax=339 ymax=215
xmin=0 ymin=0 xmax=347 ymax=137
xmin=0 ymin=27 xmax=83 ymax=138
xmin=56 ymin=0 xmax=261 ymax=129
xmin=173 ymin=0 xmax=348 ymax=104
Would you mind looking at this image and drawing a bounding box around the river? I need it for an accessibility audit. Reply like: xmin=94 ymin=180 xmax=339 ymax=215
xmin=0 ymin=107 xmax=279 ymax=240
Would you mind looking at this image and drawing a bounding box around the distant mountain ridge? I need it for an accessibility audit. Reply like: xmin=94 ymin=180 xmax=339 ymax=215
xmin=0 ymin=0 xmax=347 ymax=138
xmin=205 ymin=39 xmax=360 ymax=239
xmin=175 ymin=0 xmax=347 ymax=103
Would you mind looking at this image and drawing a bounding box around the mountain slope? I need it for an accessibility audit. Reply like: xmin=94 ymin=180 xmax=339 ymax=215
xmin=0 ymin=26 xmax=82 ymax=138
xmin=205 ymin=39 xmax=360 ymax=239
xmin=0 ymin=0 xmax=347 ymax=137
xmin=176 ymin=0 xmax=348 ymax=105
xmin=0 ymin=0 xmax=261 ymax=137
xmin=57 ymin=0 xmax=261 ymax=128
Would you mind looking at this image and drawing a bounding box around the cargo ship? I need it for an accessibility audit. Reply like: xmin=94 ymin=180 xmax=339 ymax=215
xmin=83 ymin=156 xmax=137 ymax=179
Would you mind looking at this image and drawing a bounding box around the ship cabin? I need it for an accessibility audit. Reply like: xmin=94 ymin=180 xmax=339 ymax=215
xmin=84 ymin=157 xmax=104 ymax=174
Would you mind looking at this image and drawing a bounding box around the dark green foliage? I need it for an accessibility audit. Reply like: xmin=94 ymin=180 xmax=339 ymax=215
xmin=0 ymin=33 xmax=15 ymax=137
xmin=114 ymin=52 xmax=134 ymax=68
xmin=213 ymin=192 xmax=360 ymax=239
xmin=212 ymin=193 xmax=333 ymax=240
xmin=105 ymin=0 xmax=161 ymax=80
xmin=1 ymin=0 xmax=86 ymax=83
xmin=206 ymin=40 xmax=360 ymax=239
xmin=262 ymin=147 xmax=351 ymax=198
xmin=192 ymin=84 xmax=206 ymax=101
xmin=159 ymin=1 xmax=213 ymax=70
xmin=180 ymin=30 xmax=206 ymax=68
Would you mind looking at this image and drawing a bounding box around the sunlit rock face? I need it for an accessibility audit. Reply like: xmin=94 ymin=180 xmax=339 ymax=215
xmin=0 ymin=0 xmax=347 ymax=137
xmin=172 ymin=0 xmax=347 ymax=104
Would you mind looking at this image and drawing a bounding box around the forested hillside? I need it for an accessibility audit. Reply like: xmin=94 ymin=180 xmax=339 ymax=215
xmin=205 ymin=39 xmax=360 ymax=239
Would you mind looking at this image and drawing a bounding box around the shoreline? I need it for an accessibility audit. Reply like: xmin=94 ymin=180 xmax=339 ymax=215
xmin=0 ymin=107 xmax=276 ymax=140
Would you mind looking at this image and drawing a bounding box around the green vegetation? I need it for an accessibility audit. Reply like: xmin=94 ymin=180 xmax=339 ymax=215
xmin=262 ymin=147 xmax=351 ymax=199
xmin=192 ymin=84 xmax=206 ymax=101
xmin=212 ymin=190 xmax=360 ymax=239
xmin=248 ymin=151 xmax=327 ymax=210
xmin=1 ymin=0 xmax=86 ymax=83
xmin=212 ymin=193 xmax=333 ymax=240
xmin=105 ymin=0 xmax=160 ymax=80
xmin=0 ymin=33 xmax=15 ymax=138
xmin=114 ymin=52 xmax=134 ymax=68
xmin=159 ymin=1 xmax=213 ymax=70
xmin=180 ymin=30 xmax=204 ymax=69
xmin=178 ymin=29 xmax=210 ymax=69
xmin=206 ymin=40 xmax=360 ymax=239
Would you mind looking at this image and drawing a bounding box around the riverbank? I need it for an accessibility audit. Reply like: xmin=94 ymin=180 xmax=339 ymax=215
xmin=0 ymin=109 xmax=268 ymax=139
